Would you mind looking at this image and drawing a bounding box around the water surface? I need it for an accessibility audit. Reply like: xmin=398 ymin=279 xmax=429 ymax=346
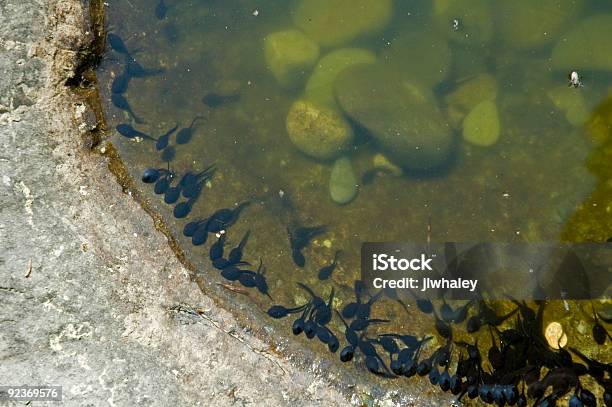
xmin=99 ymin=0 xmax=611 ymax=404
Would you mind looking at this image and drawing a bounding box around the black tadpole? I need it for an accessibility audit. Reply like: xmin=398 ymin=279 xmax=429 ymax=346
xmin=433 ymin=309 xmax=452 ymax=339
xmin=163 ymin=185 xmax=181 ymax=204
xmin=591 ymin=304 xmax=611 ymax=345
xmin=107 ymin=33 xmax=130 ymax=55
xmin=116 ymin=124 xmax=156 ymax=141
xmin=126 ymin=57 xmax=164 ymax=78
xmin=176 ymin=116 xmax=204 ymax=145
xmin=112 ymin=94 xmax=145 ymax=124
xmin=111 ymin=71 xmax=130 ymax=94
xmin=209 ymin=233 xmax=227 ymax=262
xmin=155 ymin=123 xmax=178 ymax=151
xmin=202 ymin=92 xmax=240 ymax=108
xmin=183 ymin=218 xmax=208 ymax=237
xmin=206 ymin=201 xmax=251 ymax=233
xmin=181 ymin=165 xmax=216 ymax=199
xmin=155 ymin=0 xmax=167 ymax=19
xmin=287 ymin=224 xmax=327 ymax=267
xmin=406 ymin=288 xmax=433 ymax=314
xmin=160 ymin=146 xmax=176 ymax=162
xmin=227 ymin=230 xmax=250 ymax=265
xmin=141 ymin=167 xmax=171 ymax=184
xmin=173 ymin=198 xmax=196 ymax=218
xmin=252 ymin=260 xmax=272 ymax=300
xmin=267 ymin=304 xmax=308 ymax=319
xmin=318 ymin=250 xmax=342 ymax=280
xmin=153 ymin=172 xmax=173 ymax=194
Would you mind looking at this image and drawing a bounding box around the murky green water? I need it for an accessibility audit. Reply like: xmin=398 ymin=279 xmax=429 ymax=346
xmin=99 ymin=0 xmax=611 ymax=404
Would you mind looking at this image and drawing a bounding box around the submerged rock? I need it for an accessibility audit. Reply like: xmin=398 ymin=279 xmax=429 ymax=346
xmin=432 ymin=0 xmax=494 ymax=46
xmin=264 ymin=29 xmax=319 ymax=89
xmin=498 ymin=0 xmax=583 ymax=50
xmin=462 ymin=100 xmax=500 ymax=147
xmin=286 ymin=99 xmax=353 ymax=160
xmin=292 ymin=0 xmax=393 ymax=48
xmin=446 ymin=74 xmax=498 ymax=111
xmin=305 ymin=48 xmax=376 ymax=108
xmin=329 ymin=156 xmax=358 ymax=204
xmin=551 ymin=14 xmax=612 ymax=71
xmin=544 ymin=321 xmax=567 ymax=349
xmin=334 ymin=64 xmax=454 ymax=171
xmin=547 ymin=86 xmax=588 ymax=127
xmin=445 ymin=73 xmax=498 ymax=128
xmin=585 ymin=91 xmax=612 ymax=145
xmin=382 ymin=28 xmax=451 ymax=87
xmin=373 ymin=153 xmax=403 ymax=176
xmin=449 ymin=46 xmax=491 ymax=80
xmin=599 ymin=302 xmax=612 ymax=321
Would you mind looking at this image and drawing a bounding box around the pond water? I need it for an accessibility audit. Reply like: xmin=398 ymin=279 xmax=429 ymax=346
xmin=98 ymin=0 xmax=611 ymax=405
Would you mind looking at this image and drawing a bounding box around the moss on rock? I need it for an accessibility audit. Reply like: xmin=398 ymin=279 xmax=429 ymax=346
xmin=286 ymin=99 xmax=353 ymax=160
xmin=292 ymin=0 xmax=393 ymax=47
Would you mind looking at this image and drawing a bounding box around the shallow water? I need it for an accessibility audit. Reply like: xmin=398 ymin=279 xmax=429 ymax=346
xmin=99 ymin=0 xmax=611 ymax=404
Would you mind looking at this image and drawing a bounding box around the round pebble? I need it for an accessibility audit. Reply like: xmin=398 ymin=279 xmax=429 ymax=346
xmin=329 ymin=156 xmax=358 ymax=204
xmin=286 ymin=99 xmax=353 ymax=160
xmin=545 ymin=321 xmax=567 ymax=349
xmin=462 ymin=99 xmax=500 ymax=147
xmin=576 ymin=319 xmax=588 ymax=335
xmin=373 ymin=153 xmax=403 ymax=176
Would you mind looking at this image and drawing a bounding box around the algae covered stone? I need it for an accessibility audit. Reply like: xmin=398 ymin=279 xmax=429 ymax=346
xmin=329 ymin=156 xmax=358 ymax=204
xmin=373 ymin=153 xmax=403 ymax=176
xmin=286 ymin=99 xmax=353 ymax=160
xmin=445 ymin=73 xmax=498 ymax=127
xmin=432 ymin=0 xmax=494 ymax=46
xmin=292 ymin=0 xmax=393 ymax=47
xmin=585 ymin=91 xmax=612 ymax=145
xmin=551 ymin=14 xmax=612 ymax=71
xmin=334 ymin=64 xmax=454 ymax=171
xmin=498 ymin=0 xmax=583 ymax=50
xmin=547 ymin=86 xmax=588 ymax=127
xmin=264 ymin=29 xmax=319 ymax=89
xmin=305 ymin=48 xmax=376 ymax=108
xmin=462 ymin=100 xmax=500 ymax=147
xmin=383 ymin=28 xmax=451 ymax=87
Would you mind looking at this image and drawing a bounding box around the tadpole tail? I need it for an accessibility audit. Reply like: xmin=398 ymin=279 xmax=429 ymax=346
xmin=196 ymin=163 xmax=217 ymax=181
xmin=296 ymin=282 xmax=317 ymax=298
xmin=373 ymin=354 xmax=396 ymax=378
xmin=236 ymin=200 xmax=252 ymax=214
xmin=368 ymin=289 xmax=384 ymax=305
xmin=237 ymin=230 xmax=251 ymax=251
xmin=189 ymin=115 xmax=205 ymax=128
xmin=283 ymin=303 xmax=309 ymax=314
xmin=335 ymin=310 xmax=350 ymax=330
xmin=368 ymin=319 xmax=391 ymax=325
xmin=160 ymin=122 xmax=179 ymax=138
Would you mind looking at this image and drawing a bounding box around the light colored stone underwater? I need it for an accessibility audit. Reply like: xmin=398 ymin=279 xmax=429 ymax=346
xmin=98 ymin=0 xmax=612 ymax=402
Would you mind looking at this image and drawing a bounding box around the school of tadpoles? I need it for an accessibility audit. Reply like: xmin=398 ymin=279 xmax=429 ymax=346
xmin=105 ymin=18 xmax=611 ymax=407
